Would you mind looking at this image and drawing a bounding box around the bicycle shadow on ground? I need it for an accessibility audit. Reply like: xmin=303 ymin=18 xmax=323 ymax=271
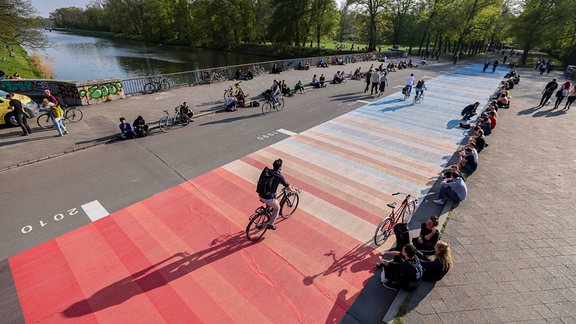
xmin=198 ymin=111 xmax=263 ymax=126
xmin=328 ymin=92 xmax=375 ymax=103
xmin=0 ymin=127 xmax=70 ymax=147
xmin=62 ymin=231 xmax=252 ymax=317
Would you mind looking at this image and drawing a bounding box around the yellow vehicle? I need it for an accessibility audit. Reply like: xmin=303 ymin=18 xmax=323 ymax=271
xmin=0 ymin=90 xmax=40 ymax=126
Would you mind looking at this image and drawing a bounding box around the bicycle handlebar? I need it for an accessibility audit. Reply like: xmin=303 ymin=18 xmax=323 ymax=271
xmin=392 ymin=192 xmax=412 ymax=197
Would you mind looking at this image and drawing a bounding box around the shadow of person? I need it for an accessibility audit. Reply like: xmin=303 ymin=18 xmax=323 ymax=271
xmin=63 ymin=232 xmax=250 ymax=317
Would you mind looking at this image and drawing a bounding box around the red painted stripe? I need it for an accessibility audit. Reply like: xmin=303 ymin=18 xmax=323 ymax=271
xmin=55 ymin=217 xmax=166 ymax=322
xmin=92 ymin=213 xmax=200 ymax=323
xmin=9 ymin=236 xmax=99 ymax=323
xmin=190 ymin=171 xmax=376 ymax=319
xmin=122 ymin=202 xmax=257 ymax=322
xmin=241 ymin=155 xmax=383 ymax=225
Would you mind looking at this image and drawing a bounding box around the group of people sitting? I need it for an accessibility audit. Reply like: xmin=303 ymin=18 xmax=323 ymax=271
xmin=375 ymin=66 xmax=515 ymax=291
xmin=226 ymin=87 xmax=249 ymax=111
xmin=377 ymin=215 xmax=453 ymax=291
xmin=119 ymin=116 xmax=150 ymax=139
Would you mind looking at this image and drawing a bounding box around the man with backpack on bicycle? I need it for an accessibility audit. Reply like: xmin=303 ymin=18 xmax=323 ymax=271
xmin=257 ymin=159 xmax=294 ymax=230
xmin=414 ymin=79 xmax=427 ymax=100
xmin=404 ymin=73 xmax=415 ymax=97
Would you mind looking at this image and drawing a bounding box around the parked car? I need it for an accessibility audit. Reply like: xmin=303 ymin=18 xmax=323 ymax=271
xmin=0 ymin=90 xmax=40 ymax=126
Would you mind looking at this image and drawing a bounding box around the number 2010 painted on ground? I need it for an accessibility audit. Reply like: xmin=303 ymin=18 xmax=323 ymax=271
xmin=21 ymin=208 xmax=79 ymax=234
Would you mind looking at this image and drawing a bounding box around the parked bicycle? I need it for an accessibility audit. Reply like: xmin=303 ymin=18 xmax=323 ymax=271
xmin=210 ymin=71 xmax=226 ymax=83
xmin=374 ymin=192 xmax=418 ymax=246
xmin=251 ymin=65 xmax=265 ymax=76
xmin=158 ymin=106 xmax=190 ymax=132
xmin=223 ymin=82 xmax=244 ymax=101
xmin=261 ymin=94 xmax=285 ymax=114
xmin=144 ymin=77 xmax=171 ymax=94
xmin=246 ymin=187 xmax=301 ymax=242
xmin=37 ymin=103 xmax=83 ymax=129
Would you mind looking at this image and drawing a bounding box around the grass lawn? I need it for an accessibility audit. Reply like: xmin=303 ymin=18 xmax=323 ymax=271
xmin=0 ymin=45 xmax=43 ymax=79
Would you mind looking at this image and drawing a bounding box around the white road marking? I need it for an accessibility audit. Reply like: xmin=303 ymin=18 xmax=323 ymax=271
xmin=356 ymin=100 xmax=371 ymax=104
xmin=277 ymin=128 xmax=298 ymax=136
xmin=81 ymin=200 xmax=110 ymax=222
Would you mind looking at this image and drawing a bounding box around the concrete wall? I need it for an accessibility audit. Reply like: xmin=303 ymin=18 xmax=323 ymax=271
xmin=0 ymin=78 xmax=125 ymax=106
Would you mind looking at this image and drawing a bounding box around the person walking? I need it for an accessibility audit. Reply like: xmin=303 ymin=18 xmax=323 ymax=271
xmin=553 ymin=80 xmax=572 ymax=109
xmin=492 ymin=60 xmax=499 ymax=73
xmin=364 ymin=69 xmax=372 ymax=93
xmin=370 ymin=69 xmax=380 ymax=95
xmin=378 ymin=72 xmax=388 ymax=96
xmin=539 ymin=78 xmax=558 ymax=107
xmin=7 ymin=92 xmax=32 ymax=136
xmin=482 ymin=60 xmax=490 ymax=72
xmin=40 ymin=98 xmax=68 ymax=136
xmin=564 ymin=84 xmax=576 ymax=110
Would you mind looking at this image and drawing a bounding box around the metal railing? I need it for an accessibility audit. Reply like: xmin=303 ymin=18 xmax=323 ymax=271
xmin=121 ymin=51 xmax=408 ymax=95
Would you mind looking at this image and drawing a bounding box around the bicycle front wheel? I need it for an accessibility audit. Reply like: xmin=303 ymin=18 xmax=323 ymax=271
xmin=179 ymin=115 xmax=190 ymax=126
xmin=223 ymin=89 xmax=231 ymax=101
xmin=65 ymin=107 xmax=83 ymax=123
xmin=161 ymin=79 xmax=171 ymax=91
xmin=374 ymin=217 xmax=394 ymax=246
xmin=158 ymin=117 xmax=171 ymax=132
xmin=246 ymin=212 xmax=270 ymax=242
xmin=276 ymin=98 xmax=285 ymax=111
xmin=37 ymin=113 xmax=54 ymax=129
xmin=143 ymin=82 xmax=156 ymax=94
xmin=280 ymin=193 xmax=299 ymax=219
xmin=402 ymin=200 xmax=417 ymax=223
xmin=262 ymin=102 xmax=272 ymax=114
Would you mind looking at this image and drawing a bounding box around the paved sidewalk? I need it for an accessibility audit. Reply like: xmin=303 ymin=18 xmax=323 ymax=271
xmin=395 ymin=67 xmax=576 ymax=323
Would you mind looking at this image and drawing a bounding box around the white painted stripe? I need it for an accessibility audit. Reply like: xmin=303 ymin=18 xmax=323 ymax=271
xmin=356 ymin=100 xmax=371 ymax=104
xmin=277 ymin=128 xmax=297 ymax=136
xmin=81 ymin=200 xmax=110 ymax=222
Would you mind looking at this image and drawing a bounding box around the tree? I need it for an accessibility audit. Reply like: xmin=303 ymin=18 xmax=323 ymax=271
xmin=0 ymin=0 xmax=46 ymax=49
xmin=511 ymin=0 xmax=557 ymax=64
xmin=349 ymin=0 xmax=384 ymax=50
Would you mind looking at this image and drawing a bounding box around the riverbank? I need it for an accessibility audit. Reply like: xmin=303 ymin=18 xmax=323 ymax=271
xmin=0 ymin=45 xmax=45 ymax=79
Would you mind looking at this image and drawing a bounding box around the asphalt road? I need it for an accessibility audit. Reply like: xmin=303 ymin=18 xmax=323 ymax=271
xmin=0 ymin=61 xmax=449 ymax=261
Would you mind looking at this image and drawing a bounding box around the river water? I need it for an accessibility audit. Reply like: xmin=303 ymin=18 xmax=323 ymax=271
xmin=36 ymin=31 xmax=273 ymax=81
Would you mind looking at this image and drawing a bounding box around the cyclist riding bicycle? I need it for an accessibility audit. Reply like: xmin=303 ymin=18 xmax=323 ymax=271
xmin=257 ymin=159 xmax=294 ymax=230
xmin=414 ymin=79 xmax=427 ymax=99
xmin=270 ymin=80 xmax=281 ymax=106
xmin=404 ymin=73 xmax=415 ymax=96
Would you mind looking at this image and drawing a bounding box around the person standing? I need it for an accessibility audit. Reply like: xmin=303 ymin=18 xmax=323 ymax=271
xmin=482 ymin=60 xmax=490 ymax=72
xmin=7 ymin=92 xmax=32 ymax=136
xmin=370 ymin=69 xmax=380 ymax=95
xmin=553 ymin=80 xmax=572 ymax=109
xmin=378 ymin=72 xmax=388 ymax=96
xmin=564 ymin=84 xmax=576 ymax=110
xmin=364 ymin=69 xmax=371 ymax=93
xmin=539 ymin=78 xmax=558 ymax=107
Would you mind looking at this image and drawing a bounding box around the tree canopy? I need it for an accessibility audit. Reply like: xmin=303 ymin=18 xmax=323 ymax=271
xmin=43 ymin=0 xmax=576 ymax=62
xmin=0 ymin=0 xmax=46 ymax=49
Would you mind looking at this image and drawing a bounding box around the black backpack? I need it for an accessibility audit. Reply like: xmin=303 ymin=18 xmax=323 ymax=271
xmin=256 ymin=167 xmax=276 ymax=197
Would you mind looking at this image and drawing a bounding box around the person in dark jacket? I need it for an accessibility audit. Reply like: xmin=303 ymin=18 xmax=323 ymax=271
xmin=412 ymin=216 xmax=440 ymax=251
xmin=418 ymin=241 xmax=453 ymax=282
xmin=378 ymin=244 xmax=423 ymax=291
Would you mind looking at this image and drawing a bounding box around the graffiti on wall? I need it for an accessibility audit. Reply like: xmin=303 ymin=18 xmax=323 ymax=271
xmin=0 ymin=80 xmax=82 ymax=106
xmin=0 ymin=80 xmax=50 ymax=94
xmin=78 ymin=82 xmax=124 ymax=105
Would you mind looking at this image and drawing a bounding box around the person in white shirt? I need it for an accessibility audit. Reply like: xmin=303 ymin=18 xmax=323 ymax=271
xmin=371 ymin=70 xmax=380 ymax=95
